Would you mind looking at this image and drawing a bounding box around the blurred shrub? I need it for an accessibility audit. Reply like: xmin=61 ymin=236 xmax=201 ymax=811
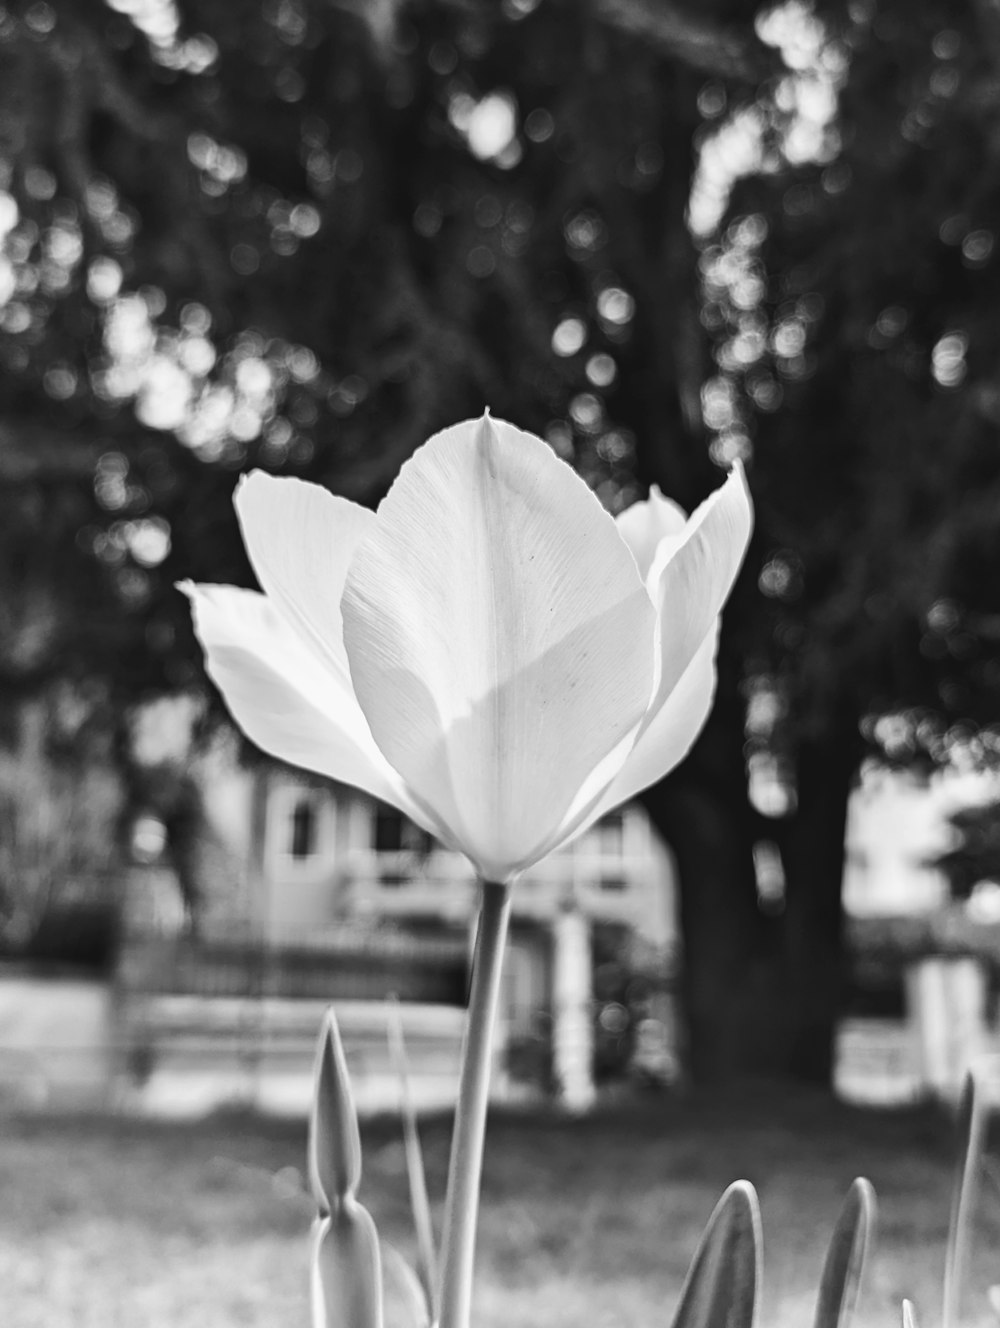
xmin=0 ymin=692 xmax=125 ymax=969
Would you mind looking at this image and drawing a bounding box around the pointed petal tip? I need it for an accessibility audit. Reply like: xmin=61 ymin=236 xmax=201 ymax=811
xmin=233 ymin=467 xmax=333 ymax=520
xmin=475 ymin=409 xmax=498 ymax=447
xmin=232 ymin=466 xmax=286 ymax=513
xmin=177 ymin=578 xmax=256 ymax=623
xmin=726 ymin=457 xmax=754 ymax=530
xmin=231 ymin=467 xmax=272 ymax=510
xmin=176 ymin=578 xmax=234 ymax=612
xmin=679 ymin=455 xmax=753 ymax=576
xmin=724 ymin=451 xmax=750 ymax=493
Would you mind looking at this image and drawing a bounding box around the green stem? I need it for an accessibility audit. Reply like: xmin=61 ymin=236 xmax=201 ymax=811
xmin=944 ymin=1071 xmax=986 ymax=1328
xmin=437 ymin=879 xmax=512 ymax=1328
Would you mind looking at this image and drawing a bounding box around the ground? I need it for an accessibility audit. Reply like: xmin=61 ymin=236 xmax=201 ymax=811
xmin=0 ymin=1091 xmax=996 ymax=1328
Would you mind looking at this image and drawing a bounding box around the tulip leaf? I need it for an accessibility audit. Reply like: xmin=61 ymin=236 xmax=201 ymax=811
xmin=309 ymin=1007 xmax=363 ymax=1213
xmin=813 ymin=1178 xmax=877 ymax=1328
xmin=382 ymin=1240 xmax=433 ymax=1328
xmin=988 ymin=1283 xmax=1000 ymax=1326
xmin=307 ymin=1009 xmax=384 ymax=1328
xmin=387 ymin=996 xmax=438 ymax=1322
xmin=311 ymin=1207 xmax=383 ymax=1328
xmin=670 ymin=1180 xmax=762 ymax=1328
xmin=944 ymin=1070 xmax=988 ymax=1328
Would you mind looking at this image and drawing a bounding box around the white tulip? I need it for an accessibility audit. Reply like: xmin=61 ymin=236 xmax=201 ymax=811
xmin=182 ymin=412 xmax=752 ymax=884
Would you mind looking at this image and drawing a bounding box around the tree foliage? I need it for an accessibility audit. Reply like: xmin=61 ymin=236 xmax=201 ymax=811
xmin=717 ymin=0 xmax=1000 ymax=766
xmin=0 ymin=0 xmax=772 ymax=702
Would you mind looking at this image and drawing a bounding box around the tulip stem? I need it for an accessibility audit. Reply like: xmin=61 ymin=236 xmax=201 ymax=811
xmin=437 ymin=878 xmax=512 ymax=1328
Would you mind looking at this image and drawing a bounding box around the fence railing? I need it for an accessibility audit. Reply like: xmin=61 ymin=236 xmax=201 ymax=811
xmin=116 ymin=928 xmax=471 ymax=1006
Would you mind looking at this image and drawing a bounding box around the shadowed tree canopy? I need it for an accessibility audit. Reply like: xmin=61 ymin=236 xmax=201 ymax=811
xmin=721 ymin=0 xmax=1000 ymax=756
xmin=0 ymin=0 xmax=775 ymax=700
xmin=682 ymin=0 xmax=1000 ymax=1081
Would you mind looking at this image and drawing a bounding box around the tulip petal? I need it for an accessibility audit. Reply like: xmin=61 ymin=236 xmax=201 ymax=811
xmin=592 ymin=621 xmax=719 ymax=813
xmin=235 ymin=471 xmax=376 ymax=686
xmin=541 ymin=469 xmax=747 ymax=856
xmin=341 ymin=414 xmax=657 ymax=881
xmin=182 ymin=582 xmax=439 ymax=834
xmin=650 ymin=462 xmax=752 ymax=709
xmin=615 ymin=485 xmax=689 ymax=582
xmin=542 ymin=622 xmax=719 ymax=852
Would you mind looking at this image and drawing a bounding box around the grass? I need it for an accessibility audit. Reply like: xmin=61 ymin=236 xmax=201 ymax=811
xmin=0 ymin=1090 xmax=998 ymax=1328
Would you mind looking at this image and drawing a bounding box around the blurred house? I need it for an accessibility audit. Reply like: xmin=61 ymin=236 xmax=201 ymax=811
xmin=837 ymin=764 xmax=1000 ymax=1106
xmin=13 ymin=684 xmax=1000 ymax=1113
xmin=0 ymin=693 xmax=122 ymax=1110
xmin=107 ymin=742 xmax=1000 ymax=1112
xmin=118 ymin=733 xmax=680 ymax=1113
xmin=843 ymin=765 xmax=976 ymax=917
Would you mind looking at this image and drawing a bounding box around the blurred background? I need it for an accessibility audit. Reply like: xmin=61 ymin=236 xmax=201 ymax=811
xmin=4 ymin=0 xmax=1000 ymax=1321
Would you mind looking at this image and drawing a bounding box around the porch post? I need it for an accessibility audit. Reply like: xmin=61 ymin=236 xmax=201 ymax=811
xmin=552 ymin=903 xmax=595 ymax=1113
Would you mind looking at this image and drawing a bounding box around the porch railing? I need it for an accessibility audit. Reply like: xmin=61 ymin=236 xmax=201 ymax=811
xmin=116 ymin=926 xmax=471 ymax=1006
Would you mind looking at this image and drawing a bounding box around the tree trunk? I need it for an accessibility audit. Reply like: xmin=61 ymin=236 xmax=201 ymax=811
xmin=643 ymin=655 xmax=862 ymax=1087
xmin=642 ymin=660 xmax=781 ymax=1084
xmin=779 ymin=714 xmax=862 ymax=1085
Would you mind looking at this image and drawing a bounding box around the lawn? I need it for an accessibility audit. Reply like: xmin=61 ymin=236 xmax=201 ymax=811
xmin=0 ymin=1090 xmax=997 ymax=1328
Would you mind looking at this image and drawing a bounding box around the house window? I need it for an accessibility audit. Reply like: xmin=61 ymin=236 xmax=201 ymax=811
xmin=373 ymin=805 xmax=435 ymax=885
xmin=596 ymin=810 xmax=625 ymax=856
xmin=289 ymin=797 xmax=318 ymax=859
xmin=583 ymin=809 xmax=627 ymax=889
xmin=375 ymin=806 xmax=406 ymax=854
xmin=375 ymin=806 xmax=434 ymax=856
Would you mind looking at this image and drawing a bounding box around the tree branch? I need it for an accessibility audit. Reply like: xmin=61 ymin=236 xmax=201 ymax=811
xmin=593 ymin=0 xmax=781 ymax=83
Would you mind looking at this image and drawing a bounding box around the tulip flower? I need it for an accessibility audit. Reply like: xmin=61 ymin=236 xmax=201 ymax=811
xmin=182 ymin=411 xmax=752 ymax=1328
xmin=182 ymin=412 xmax=752 ymax=887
